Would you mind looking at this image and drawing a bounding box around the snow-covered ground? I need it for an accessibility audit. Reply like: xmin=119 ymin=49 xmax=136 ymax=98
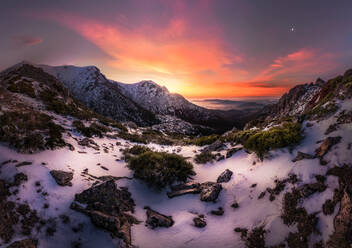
xmin=0 ymin=101 xmax=351 ymax=248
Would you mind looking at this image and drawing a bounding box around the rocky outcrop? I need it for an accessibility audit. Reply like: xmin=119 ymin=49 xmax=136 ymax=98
xmin=327 ymin=190 xmax=352 ymax=248
xmin=50 ymin=170 xmax=73 ymax=186
xmin=144 ymin=207 xmax=174 ymax=229
xmin=167 ymin=182 xmax=201 ymax=198
xmin=203 ymin=140 xmax=226 ymax=153
xmin=200 ymin=182 xmax=223 ymax=202
xmin=292 ymin=151 xmax=315 ymax=162
xmin=217 ymin=169 xmax=233 ymax=183
xmin=315 ymin=136 xmax=342 ymax=158
xmin=77 ymin=138 xmax=100 ymax=150
xmin=226 ymin=147 xmax=242 ymax=158
xmin=167 ymin=181 xmax=222 ymax=202
xmin=70 ymin=180 xmax=138 ymax=247
xmin=7 ymin=239 xmax=38 ymax=248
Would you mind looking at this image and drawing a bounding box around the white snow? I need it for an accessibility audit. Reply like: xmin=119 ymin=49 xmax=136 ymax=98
xmin=0 ymin=101 xmax=351 ymax=247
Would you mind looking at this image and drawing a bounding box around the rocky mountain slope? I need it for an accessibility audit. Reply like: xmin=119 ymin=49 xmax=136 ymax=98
xmin=0 ymin=63 xmax=351 ymax=248
xmin=39 ymin=63 xmax=249 ymax=132
xmin=39 ymin=64 xmax=158 ymax=127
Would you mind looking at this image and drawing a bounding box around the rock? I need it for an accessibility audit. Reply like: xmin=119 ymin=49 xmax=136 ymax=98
xmin=325 ymin=123 xmax=339 ymax=135
xmin=71 ymin=180 xmax=137 ymax=247
xmin=292 ymin=151 xmax=315 ymax=162
xmin=200 ymin=182 xmax=222 ymax=202
xmin=299 ymin=182 xmax=327 ymax=198
xmin=144 ymin=207 xmax=174 ymax=229
xmin=337 ymin=110 xmax=352 ymax=124
xmin=226 ymin=147 xmax=242 ymax=158
xmin=203 ymin=140 xmax=226 ymax=153
xmin=50 ymin=170 xmax=73 ymax=186
xmin=306 ymin=122 xmax=314 ymax=127
xmin=13 ymin=173 xmax=28 ymax=186
xmin=7 ymin=239 xmax=38 ymax=248
xmin=217 ymin=169 xmax=233 ymax=183
xmin=167 ymin=182 xmax=201 ymax=198
xmin=327 ymin=190 xmax=352 ymax=248
xmin=78 ymin=138 xmax=100 ymax=150
xmin=210 ymin=207 xmax=224 ymax=216
xmin=193 ymin=216 xmax=206 ymax=228
xmin=315 ymin=136 xmax=342 ymax=158
xmin=74 ymin=180 xmax=135 ymax=213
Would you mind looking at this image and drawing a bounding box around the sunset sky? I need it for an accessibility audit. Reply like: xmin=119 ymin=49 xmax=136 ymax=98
xmin=1 ymin=0 xmax=352 ymax=98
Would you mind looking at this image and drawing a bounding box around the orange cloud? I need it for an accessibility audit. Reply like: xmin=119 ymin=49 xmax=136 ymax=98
xmin=38 ymin=12 xmax=248 ymax=94
xmin=33 ymin=11 xmax=339 ymax=99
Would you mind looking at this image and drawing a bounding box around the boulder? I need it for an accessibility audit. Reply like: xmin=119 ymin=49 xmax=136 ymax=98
xmin=292 ymin=151 xmax=315 ymax=162
xmin=167 ymin=182 xmax=201 ymax=198
xmin=203 ymin=140 xmax=226 ymax=153
xmin=200 ymin=182 xmax=222 ymax=202
xmin=217 ymin=169 xmax=233 ymax=183
xmin=144 ymin=207 xmax=174 ymax=229
xmin=193 ymin=216 xmax=206 ymax=228
xmin=78 ymin=138 xmax=100 ymax=150
xmin=327 ymin=190 xmax=352 ymax=248
xmin=210 ymin=207 xmax=224 ymax=216
xmin=50 ymin=170 xmax=73 ymax=186
xmin=226 ymin=147 xmax=242 ymax=158
xmin=7 ymin=239 xmax=38 ymax=248
xmin=315 ymin=136 xmax=342 ymax=158
xmin=71 ymin=180 xmax=137 ymax=247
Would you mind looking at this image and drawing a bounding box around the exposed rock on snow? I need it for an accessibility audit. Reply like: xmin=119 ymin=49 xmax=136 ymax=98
xmin=226 ymin=147 xmax=242 ymax=158
xmin=315 ymin=136 xmax=342 ymax=158
xmin=202 ymin=140 xmax=226 ymax=153
xmin=327 ymin=190 xmax=352 ymax=248
xmin=292 ymin=151 xmax=315 ymax=162
xmin=193 ymin=216 xmax=207 ymax=228
xmin=50 ymin=170 xmax=73 ymax=187
xmin=167 ymin=181 xmax=201 ymax=198
xmin=77 ymin=138 xmax=100 ymax=150
xmin=144 ymin=207 xmax=174 ymax=229
xmin=71 ymin=180 xmax=137 ymax=247
xmin=7 ymin=239 xmax=38 ymax=248
xmin=217 ymin=169 xmax=233 ymax=183
xmin=200 ymin=182 xmax=222 ymax=202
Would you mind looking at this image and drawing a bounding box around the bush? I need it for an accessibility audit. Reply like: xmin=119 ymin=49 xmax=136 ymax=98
xmin=194 ymin=151 xmax=216 ymax=164
xmin=222 ymin=129 xmax=258 ymax=144
xmin=244 ymin=122 xmax=302 ymax=160
xmin=187 ymin=134 xmax=219 ymax=146
xmin=127 ymin=151 xmax=195 ymax=189
xmin=7 ymin=81 xmax=36 ymax=98
xmin=123 ymin=145 xmax=152 ymax=161
xmin=0 ymin=111 xmax=65 ymax=152
xmin=73 ymin=120 xmax=108 ymax=138
xmin=117 ymin=132 xmax=147 ymax=144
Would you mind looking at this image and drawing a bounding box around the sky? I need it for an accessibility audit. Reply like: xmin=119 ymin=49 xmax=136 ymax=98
xmin=1 ymin=0 xmax=352 ymax=99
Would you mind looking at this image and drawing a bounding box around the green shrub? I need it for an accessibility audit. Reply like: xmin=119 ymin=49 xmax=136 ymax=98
xmin=244 ymin=122 xmax=303 ymax=160
xmin=0 ymin=111 xmax=65 ymax=152
xmin=7 ymin=81 xmax=36 ymax=98
xmin=194 ymin=151 xmax=216 ymax=164
xmin=123 ymin=145 xmax=152 ymax=161
xmin=222 ymin=129 xmax=258 ymax=144
xmin=127 ymin=151 xmax=195 ymax=189
xmin=97 ymin=115 xmax=127 ymax=132
xmin=73 ymin=120 xmax=108 ymax=138
xmin=187 ymin=134 xmax=219 ymax=146
xmin=117 ymin=132 xmax=147 ymax=144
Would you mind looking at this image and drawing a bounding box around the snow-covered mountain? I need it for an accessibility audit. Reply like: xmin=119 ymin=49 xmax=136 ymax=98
xmin=39 ymin=64 xmax=159 ymax=126
xmin=38 ymin=63 xmax=247 ymax=132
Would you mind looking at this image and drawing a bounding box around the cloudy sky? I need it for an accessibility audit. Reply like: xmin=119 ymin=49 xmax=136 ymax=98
xmin=1 ymin=0 xmax=352 ymax=98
